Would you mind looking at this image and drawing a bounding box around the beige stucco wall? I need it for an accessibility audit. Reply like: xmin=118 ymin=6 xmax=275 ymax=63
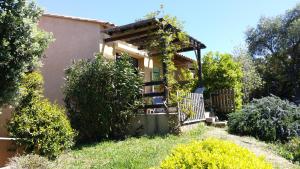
xmin=0 ymin=105 xmax=13 ymax=137
xmin=0 ymin=139 xmax=18 ymax=167
xmin=129 ymin=113 xmax=178 ymax=136
xmin=143 ymin=57 xmax=162 ymax=93
xmin=38 ymin=15 xmax=115 ymax=105
xmin=0 ymin=106 xmax=17 ymax=167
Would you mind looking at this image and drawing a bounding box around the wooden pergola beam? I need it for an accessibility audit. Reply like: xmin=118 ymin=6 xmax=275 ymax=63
xmin=103 ymin=18 xmax=158 ymax=35
xmin=127 ymin=34 xmax=160 ymax=46
xmin=176 ymin=47 xmax=195 ymax=53
xmin=144 ymin=46 xmax=194 ymax=54
xmin=104 ymin=26 xmax=158 ymax=43
xmin=126 ymin=34 xmax=155 ymax=44
xmin=195 ymin=48 xmax=203 ymax=87
xmin=137 ymin=37 xmax=204 ymax=52
xmin=103 ymin=18 xmax=206 ymax=51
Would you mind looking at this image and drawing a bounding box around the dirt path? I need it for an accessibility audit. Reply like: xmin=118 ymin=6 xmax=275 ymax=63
xmin=202 ymin=127 xmax=299 ymax=169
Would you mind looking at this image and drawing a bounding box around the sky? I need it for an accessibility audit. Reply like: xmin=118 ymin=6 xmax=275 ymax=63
xmin=36 ymin=0 xmax=299 ymax=58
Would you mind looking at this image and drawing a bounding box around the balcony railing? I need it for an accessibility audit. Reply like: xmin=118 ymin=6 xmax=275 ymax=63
xmin=142 ymin=80 xmax=190 ymax=110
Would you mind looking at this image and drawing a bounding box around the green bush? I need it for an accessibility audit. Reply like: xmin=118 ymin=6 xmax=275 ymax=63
xmin=8 ymin=154 xmax=53 ymax=169
xmin=64 ymin=53 xmax=143 ymax=142
xmin=8 ymin=72 xmax=75 ymax=159
xmin=275 ymin=137 xmax=300 ymax=164
xmin=202 ymin=52 xmax=243 ymax=111
xmin=16 ymin=71 xmax=44 ymax=106
xmin=160 ymin=138 xmax=272 ymax=169
xmin=286 ymin=137 xmax=300 ymax=163
xmin=228 ymin=95 xmax=300 ymax=142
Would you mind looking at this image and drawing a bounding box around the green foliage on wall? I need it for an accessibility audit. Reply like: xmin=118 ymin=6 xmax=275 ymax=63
xmin=0 ymin=0 xmax=53 ymax=106
xmin=8 ymin=72 xmax=75 ymax=159
xmin=176 ymin=68 xmax=197 ymax=95
xmin=64 ymin=53 xmax=143 ymax=142
xmin=202 ymin=52 xmax=243 ymax=109
xmin=143 ymin=8 xmax=194 ymax=104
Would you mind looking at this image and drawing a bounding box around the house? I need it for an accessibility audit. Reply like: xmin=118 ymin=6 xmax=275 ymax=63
xmin=0 ymin=14 xmax=206 ymax=166
xmin=38 ymin=14 xmax=200 ymax=106
xmin=1 ymin=13 xmax=206 ymax=135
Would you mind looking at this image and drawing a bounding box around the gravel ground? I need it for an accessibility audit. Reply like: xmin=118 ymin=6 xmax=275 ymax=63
xmin=202 ymin=127 xmax=300 ymax=169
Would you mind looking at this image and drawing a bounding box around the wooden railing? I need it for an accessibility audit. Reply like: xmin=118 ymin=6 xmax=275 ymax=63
xmin=142 ymin=80 xmax=165 ymax=110
xmin=143 ymin=80 xmax=164 ymax=86
xmin=178 ymin=92 xmax=205 ymax=124
xmin=142 ymin=81 xmax=199 ymax=113
xmin=210 ymin=89 xmax=235 ymax=114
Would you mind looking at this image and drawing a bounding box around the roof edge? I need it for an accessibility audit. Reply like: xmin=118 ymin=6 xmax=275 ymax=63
xmin=42 ymin=13 xmax=116 ymax=27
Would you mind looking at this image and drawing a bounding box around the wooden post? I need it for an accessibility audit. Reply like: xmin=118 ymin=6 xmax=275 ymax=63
xmin=160 ymin=32 xmax=169 ymax=106
xmin=162 ymin=57 xmax=168 ymax=105
xmin=196 ymin=48 xmax=203 ymax=87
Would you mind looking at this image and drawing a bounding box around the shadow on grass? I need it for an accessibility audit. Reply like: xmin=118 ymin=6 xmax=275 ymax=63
xmin=72 ymin=133 xmax=179 ymax=150
xmin=73 ymin=123 xmax=206 ymax=151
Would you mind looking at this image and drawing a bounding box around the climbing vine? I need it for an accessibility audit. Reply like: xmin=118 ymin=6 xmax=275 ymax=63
xmin=143 ymin=8 xmax=195 ymax=104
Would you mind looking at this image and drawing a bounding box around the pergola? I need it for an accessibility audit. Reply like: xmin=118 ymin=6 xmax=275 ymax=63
xmin=102 ymin=18 xmax=206 ymax=108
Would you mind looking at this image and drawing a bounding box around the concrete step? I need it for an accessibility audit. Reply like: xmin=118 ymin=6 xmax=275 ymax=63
xmin=205 ymin=117 xmax=215 ymax=123
xmin=205 ymin=116 xmax=227 ymax=128
xmin=212 ymin=121 xmax=227 ymax=128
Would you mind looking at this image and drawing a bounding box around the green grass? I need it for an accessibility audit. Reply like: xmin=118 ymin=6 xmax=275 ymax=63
xmin=54 ymin=124 xmax=206 ymax=169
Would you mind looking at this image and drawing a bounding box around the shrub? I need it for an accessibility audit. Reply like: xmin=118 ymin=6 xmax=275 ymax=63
xmin=285 ymin=137 xmax=300 ymax=163
xmin=8 ymin=72 xmax=75 ymax=159
xmin=16 ymin=71 xmax=44 ymax=106
xmin=202 ymin=52 xmax=243 ymax=110
xmin=287 ymin=137 xmax=300 ymax=164
xmin=64 ymin=53 xmax=143 ymax=142
xmin=160 ymin=138 xmax=272 ymax=169
xmin=8 ymin=154 xmax=53 ymax=169
xmin=275 ymin=137 xmax=300 ymax=164
xmin=228 ymin=95 xmax=300 ymax=142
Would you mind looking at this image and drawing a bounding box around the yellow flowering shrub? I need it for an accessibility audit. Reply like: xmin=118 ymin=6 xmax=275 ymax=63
xmin=160 ymin=138 xmax=272 ymax=169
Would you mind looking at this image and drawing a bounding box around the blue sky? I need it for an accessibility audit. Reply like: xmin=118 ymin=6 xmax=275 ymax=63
xmin=36 ymin=0 xmax=299 ymax=58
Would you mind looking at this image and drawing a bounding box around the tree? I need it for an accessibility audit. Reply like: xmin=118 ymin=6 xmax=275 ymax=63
xmin=233 ymin=46 xmax=263 ymax=102
xmin=202 ymin=52 xmax=243 ymax=109
xmin=246 ymin=3 xmax=300 ymax=101
xmin=0 ymin=0 xmax=52 ymax=106
xmin=64 ymin=53 xmax=143 ymax=142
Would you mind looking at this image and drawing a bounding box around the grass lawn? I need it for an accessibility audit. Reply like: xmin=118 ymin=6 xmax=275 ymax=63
xmin=54 ymin=124 xmax=206 ymax=169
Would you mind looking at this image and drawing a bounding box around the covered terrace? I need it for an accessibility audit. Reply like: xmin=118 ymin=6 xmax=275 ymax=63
xmin=102 ymin=18 xmax=206 ymax=110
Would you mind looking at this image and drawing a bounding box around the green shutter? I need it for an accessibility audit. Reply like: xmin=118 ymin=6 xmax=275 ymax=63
xmin=152 ymin=67 xmax=161 ymax=81
xmin=152 ymin=67 xmax=161 ymax=91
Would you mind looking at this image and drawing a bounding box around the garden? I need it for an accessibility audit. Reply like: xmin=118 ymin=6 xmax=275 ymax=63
xmin=1 ymin=0 xmax=300 ymax=169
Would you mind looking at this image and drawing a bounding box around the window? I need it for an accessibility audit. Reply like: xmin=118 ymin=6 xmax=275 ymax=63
xmin=131 ymin=57 xmax=139 ymax=70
